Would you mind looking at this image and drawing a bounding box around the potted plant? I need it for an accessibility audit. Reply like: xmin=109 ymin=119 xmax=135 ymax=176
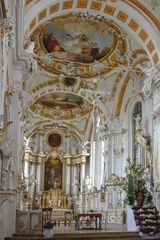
xmin=43 ymin=221 xmax=54 ymax=237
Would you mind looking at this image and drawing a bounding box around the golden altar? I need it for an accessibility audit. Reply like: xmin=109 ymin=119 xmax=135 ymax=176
xmin=41 ymin=189 xmax=70 ymax=209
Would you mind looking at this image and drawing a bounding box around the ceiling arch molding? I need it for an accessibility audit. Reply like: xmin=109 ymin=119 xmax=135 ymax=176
xmin=82 ymin=99 xmax=111 ymax=142
xmin=23 ymin=0 xmax=160 ymax=65
xmin=24 ymin=120 xmax=83 ymax=143
xmin=115 ymin=57 xmax=149 ymax=116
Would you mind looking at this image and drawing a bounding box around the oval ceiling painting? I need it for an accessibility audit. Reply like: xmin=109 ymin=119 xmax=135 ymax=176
xmin=41 ymin=14 xmax=115 ymax=64
xmin=31 ymin=13 xmax=126 ymax=77
xmin=38 ymin=92 xmax=83 ymax=109
xmin=31 ymin=92 xmax=93 ymax=120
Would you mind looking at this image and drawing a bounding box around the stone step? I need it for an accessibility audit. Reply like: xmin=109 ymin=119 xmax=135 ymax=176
xmin=5 ymin=231 xmax=139 ymax=240
xmin=5 ymin=231 xmax=160 ymax=240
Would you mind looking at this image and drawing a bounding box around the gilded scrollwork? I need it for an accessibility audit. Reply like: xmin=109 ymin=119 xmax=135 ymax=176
xmin=106 ymin=173 xmax=126 ymax=186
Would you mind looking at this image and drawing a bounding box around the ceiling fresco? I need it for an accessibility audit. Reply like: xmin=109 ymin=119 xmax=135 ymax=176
xmin=37 ymin=92 xmax=84 ymax=110
xmin=31 ymin=13 xmax=126 ymax=77
xmin=30 ymin=92 xmax=93 ymax=120
xmin=42 ymin=13 xmax=114 ymax=64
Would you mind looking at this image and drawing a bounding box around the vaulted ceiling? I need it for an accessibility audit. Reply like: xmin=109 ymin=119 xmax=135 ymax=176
xmin=2 ymin=0 xmax=160 ymax=149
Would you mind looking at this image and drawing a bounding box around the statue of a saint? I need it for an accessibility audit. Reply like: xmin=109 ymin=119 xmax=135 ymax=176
xmin=134 ymin=114 xmax=142 ymax=130
xmin=2 ymin=138 xmax=16 ymax=190
xmin=4 ymin=152 xmax=16 ymax=190
xmin=83 ymin=176 xmax=91 ymax=193
xmin=72 ymin=178 xmax=80 ymax=195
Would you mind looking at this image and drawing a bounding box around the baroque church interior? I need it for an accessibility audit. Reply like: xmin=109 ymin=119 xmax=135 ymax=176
xmin=1 ymin=0 xmax=160 ymax=239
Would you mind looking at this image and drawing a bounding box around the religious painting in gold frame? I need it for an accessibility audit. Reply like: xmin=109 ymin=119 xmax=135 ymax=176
xmin=43 ymin=131 xmax=64 ymax=191
xmin=44 ymin=156 xmax=63 ymax=191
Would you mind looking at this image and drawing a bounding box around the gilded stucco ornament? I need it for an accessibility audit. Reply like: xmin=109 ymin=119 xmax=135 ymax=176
xmin=106 ymin=174 xmax=126 ymax=185
xmin=98 ymin=123 xmax=109 ymax=140
xmin=89 ymin=60 xmax=106 ymax=74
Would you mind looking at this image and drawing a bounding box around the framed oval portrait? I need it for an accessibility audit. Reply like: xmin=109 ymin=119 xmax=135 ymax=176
xmin=47 ymin=132 xmax=63 ymax=148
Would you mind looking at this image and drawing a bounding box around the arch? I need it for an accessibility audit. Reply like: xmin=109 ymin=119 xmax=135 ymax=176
xmin=23 ymin=0 xmax=160 ymax=65
xmin=127 ymin=96 xmax=143 ymax=161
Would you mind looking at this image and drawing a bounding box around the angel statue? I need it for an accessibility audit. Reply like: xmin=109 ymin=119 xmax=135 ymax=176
xmin=137 ymin=62 xmax=157 ymax=97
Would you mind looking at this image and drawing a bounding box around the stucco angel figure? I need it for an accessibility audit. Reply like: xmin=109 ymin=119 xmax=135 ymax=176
xmin=98 ymin=123 xmax=109 ymax=140
xmin=137 ymin=62 xmax=157 ymax=97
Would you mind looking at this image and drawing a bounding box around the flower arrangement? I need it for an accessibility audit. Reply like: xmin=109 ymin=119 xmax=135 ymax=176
xmin=124 ymin=159 xmax=160 ymax=237
xmin=132 ymin=203 xmax=160 ymax=237
xmin=123 ymin=158 xmax=151 ymax=206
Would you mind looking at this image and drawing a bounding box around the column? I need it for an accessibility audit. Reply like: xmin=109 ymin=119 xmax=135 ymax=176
xmin=108 ymin=135 xmax=113 ymax=175
xmin=71 ymin=164 xmax=79 ymax=195
xmin=65 ymin=154 xmax=71 ymax=195
xmin=90 ymin=140 xmax=95 ymax=186
xmin=80 ymin=153 xmax=86 ymax=192
xmin=36 ymin=161 xmax=41 ymax=193
xmin=94 ymin=138 xmax=102 ymax=188
xmin=41 ymin=158 xmax=45 ymax=191
xmin=24 ymin=158 xmax=29 ymax=191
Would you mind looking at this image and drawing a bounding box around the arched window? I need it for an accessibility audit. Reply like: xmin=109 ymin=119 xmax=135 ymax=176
xmin=132 ymin=101 xmax=142 ymax=163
